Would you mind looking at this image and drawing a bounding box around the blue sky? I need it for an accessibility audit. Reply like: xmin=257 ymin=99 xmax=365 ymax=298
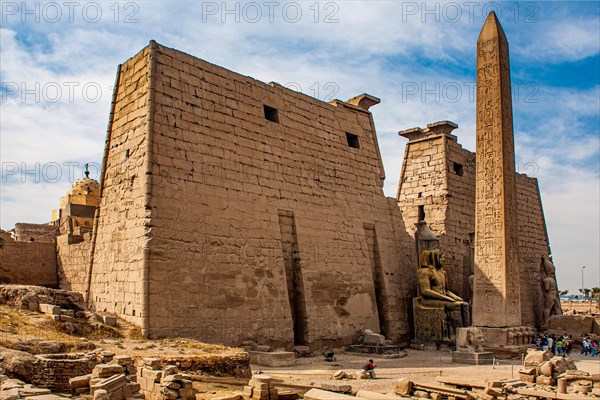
xmin=1 ymin=1 xmax=599 ymax=294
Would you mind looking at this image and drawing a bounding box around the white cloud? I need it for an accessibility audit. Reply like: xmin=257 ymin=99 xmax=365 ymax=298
xmin=0 ymin=0 xmax=598 ymax=294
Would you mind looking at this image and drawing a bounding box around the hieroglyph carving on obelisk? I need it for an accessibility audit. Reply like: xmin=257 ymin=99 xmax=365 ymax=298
xmin=472 ymin=12 xmax=521 ymax=327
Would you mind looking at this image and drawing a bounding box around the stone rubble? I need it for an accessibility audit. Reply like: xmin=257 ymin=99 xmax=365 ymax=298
xmin=68 ymin=354 xmax=142 ymax=400
xmin=243 ymin=375 xmax=279 ymax=400
xmin=136 ymin=358 xmax=197 ymax=400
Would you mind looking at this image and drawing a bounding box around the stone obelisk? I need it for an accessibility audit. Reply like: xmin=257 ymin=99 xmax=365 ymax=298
xmin=472 ymin=12 xmax=521 ymax=327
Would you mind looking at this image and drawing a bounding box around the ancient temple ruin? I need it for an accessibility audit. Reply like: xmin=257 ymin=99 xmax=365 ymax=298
xmin=0 ymin=13 xmax=561 ymax=351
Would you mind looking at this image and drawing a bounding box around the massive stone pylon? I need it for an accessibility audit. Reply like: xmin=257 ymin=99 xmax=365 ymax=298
xmin=472 ymin=12 xmax=521 ymax=327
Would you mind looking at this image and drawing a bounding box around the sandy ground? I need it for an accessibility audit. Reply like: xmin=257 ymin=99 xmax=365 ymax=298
xmin=243 ymin=349 xmax=600 ymax=396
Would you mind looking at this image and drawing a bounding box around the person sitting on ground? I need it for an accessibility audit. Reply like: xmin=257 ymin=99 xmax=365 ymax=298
xmin=362 ymin=359 xmax=377 ymax=379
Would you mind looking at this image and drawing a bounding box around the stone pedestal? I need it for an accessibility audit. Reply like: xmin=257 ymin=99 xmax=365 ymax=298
xmin=451 ymin=351 xmax=494 ymax=365
xmin=413 ymin=298 xmax=448 ymax=342
xmin=479 ymin=326 xmax=535 ymax=347
xmin=248 ymin=351 xmax=296 ymax=367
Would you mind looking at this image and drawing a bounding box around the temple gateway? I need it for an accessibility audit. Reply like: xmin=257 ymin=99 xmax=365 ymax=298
xmin=0 ymin=12 xmax=561 ymax=352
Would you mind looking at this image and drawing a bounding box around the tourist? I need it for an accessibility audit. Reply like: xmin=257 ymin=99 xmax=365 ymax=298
xmin=565 ymin=335 xmax=573 ymax=355
xmin=550 ymin=334 xmax=557 ymax=354
xmin=362 ymin=359 xmax=377 ymax=379
xmin=592 ymin=340 xmax=598 ymax=357
xmin=541 ymin=335 xmax=549 ymax=351
xmin=546 ymin=335 xmax=554 ymax=353
xmin=581 ymin=337 xmax=590 ymax=356
xmin=533 ymin=334 xmax=541 ymax=348
xmin=556 ymin=337 xmax=564 ymax=356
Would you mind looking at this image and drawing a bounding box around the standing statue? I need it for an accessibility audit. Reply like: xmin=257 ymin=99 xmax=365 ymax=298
xmin=541 ymin=256 xmax=562 ymax=329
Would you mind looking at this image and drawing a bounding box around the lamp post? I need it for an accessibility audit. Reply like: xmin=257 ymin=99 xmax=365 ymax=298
xmin=581 ymin=266 xmax=586 ymax=300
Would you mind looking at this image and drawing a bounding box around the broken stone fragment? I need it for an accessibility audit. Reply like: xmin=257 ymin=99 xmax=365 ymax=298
xmin=114 ymin=355 xmax=133 ymax=365
xmin=92 ymin=363 xmax=124 ymax=378
xmin=394 ymin=378 xmax=413 ymax=396
xmin=163 ymin=365 xmax=179 ymax=376
xmin=160 ymin=386 xmax=179 ymax=400
xmin=69 ymin=374 xmax=92 ymax=389
xmin=321 ymin=382 xmax=351 ymax=393
xmin=94 ymin=388 xmax=109 ymax=400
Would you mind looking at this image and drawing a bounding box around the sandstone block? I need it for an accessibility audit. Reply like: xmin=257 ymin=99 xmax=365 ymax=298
xmin=70 ymin=374 xmax=92 ymax=389
xmin=535 ymin=376 xmax=556 ymax=386
xmin=321 ymin=382 xmax=351 ymax=393
xmin=484 ymin=387 xmax=502 ymax=397
xmin=122 ymin=382 xmax=140 ymax=398
xmin=39 ymin=304 xmax=60 ymax=315
xmin=180 ymin=379 xmax=193 ymax=389
xmin=414 ymin=391 xmax=430 ymax=398
xmin=523 ymin=350 xmax=552 ymax=367
xmin=114 ymin=355 xmax=133 ymax=365
xmin=178 ymin=388 xmax=196 ymax=398
xmin=430 ymin=393 xmax=442 ymax=400
xmin=164 ymin=382 xmax=180 ymax=390
xmin=163 ymin=365 xmax=179 ymax=375
xmin=94 ymin=389 xmax=109 ymax=400
xmin=395 ymin=378 xmax=413 ymax=395
xmin=93 ymin=364 xmax=125 ymax=378
xmin=102 ymin=315 xmax=117 ymax=326
xmin=160 ymin=387 xmax=178 ymax=400
xmin=486 ymin=380 xmax=503 ymax=388
xmin=23 ymin=395 xmax=66 ymax=400
xmin=142 ymin=368 xmax=162 ymax=382
xmin=90 ymin=374 xmax=128 ymax=395
xmin=18 ymin=387 xmax=52 ymax=397
xmin=143 ymin=358 xmax=161 ymax=369
xmin=1 ymin=379 xmax=25 ymax=390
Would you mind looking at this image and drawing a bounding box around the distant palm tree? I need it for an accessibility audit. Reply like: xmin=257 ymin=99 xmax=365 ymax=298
xmin=559 ymin=290 xmax=569 ymax=297
xmin=579 ymin=288 xmax=592 ymax=300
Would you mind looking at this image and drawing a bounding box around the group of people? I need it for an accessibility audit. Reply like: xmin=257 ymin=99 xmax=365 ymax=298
xmin=533 ymin=334 xmax=573 ymax=356
xmin=580 ymin=337 xmax=599 ymax=357
xmin=533 ymin=334 xmax=599 ymax=357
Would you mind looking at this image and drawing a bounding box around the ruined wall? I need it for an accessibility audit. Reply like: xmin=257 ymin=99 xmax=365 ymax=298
xmin=13 ymin=223 xmax=58 ymax=243
xmin=87 ymin=46 xmax=151 ymax=325
xmin=516 ymin=173 xmax=552 ymax=327
xmin=0 ymin=230 xmax=57 ymax=287
xmin=139 ymin=43 xmax=413 ymax=347
xmin=56 ymin=235 xmax=91 ymax=293
xmin=397 ymin=127 xmax=553 ymax=329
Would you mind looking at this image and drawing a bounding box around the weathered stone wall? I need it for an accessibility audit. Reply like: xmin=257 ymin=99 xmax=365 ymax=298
xmin=397 ymin=127 xmax=553 ymax=329
xmin=516 ymin=173 xmax=552 ymax=327
xmin=13 ymin=223 xmax=58 ymax=243
xmin=87 ymin=45 xmax=151 ymax=326
xmin=396 ymin=129 xmax=475 ymax=299
xmin=0 ymin=231 xmax=57 ymax=287
xmin=119 ymin=42 xmax=415 ymax=347
xmin=56 ymin=234 xmax=91 ymax=293
xmin=33 ymin=353 xmax=98 ymax=392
